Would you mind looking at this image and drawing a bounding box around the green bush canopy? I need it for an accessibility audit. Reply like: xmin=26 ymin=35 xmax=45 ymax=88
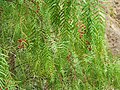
xmin=0 ymin=0 xmax=120 ymax=90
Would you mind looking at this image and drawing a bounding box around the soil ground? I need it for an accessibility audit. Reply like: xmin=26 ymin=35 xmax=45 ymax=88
xmin=106 ymin=0 xmax=120 ymax=55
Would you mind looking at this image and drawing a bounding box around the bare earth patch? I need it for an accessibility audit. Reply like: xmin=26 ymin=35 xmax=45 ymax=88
xmin=106 ymin=0 xmax=120 ymax=55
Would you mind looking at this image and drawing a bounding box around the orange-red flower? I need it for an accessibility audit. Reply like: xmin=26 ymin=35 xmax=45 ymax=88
xmin=18 ymin=39 xmax=27 ymax=49
xmin=18 ymin=45 xmax=24 ymax=49
xmin=18 ymin=39 xmax=22 ymax=43
xmin=18 ymin=39 xmax=26 ymax=43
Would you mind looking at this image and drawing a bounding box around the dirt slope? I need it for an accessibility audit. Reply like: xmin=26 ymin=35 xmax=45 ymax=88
xmin=106 ymin=0 xmax=120 ymax=55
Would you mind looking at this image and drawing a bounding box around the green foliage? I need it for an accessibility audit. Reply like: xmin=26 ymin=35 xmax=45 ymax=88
xmin=0 ymin=0 xmax=120 ymax=90
xmin=0 ymin=50 xmax=8 ymax=88
xmin=0 ymin=49 xmax=15 ymax=89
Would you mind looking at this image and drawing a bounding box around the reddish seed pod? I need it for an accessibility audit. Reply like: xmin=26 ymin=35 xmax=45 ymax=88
xmin=86 ymin=40 xmax=90 ymax=45
xmin=79 ymin=34 xmax=83 ymax=38
xmin=80 ymin=31 xmax=85 ymax=34
xmin=78 ymin=29 xmax=85 ymax=39
xmin=78 ymin=30 xmax=85 ymax=34
xmin=18 ymin=39 xmax=22 ymax=43
xmin=18 ymin=45 xmax=21 ymax=49
xmin=78 ymin=30 xmax=81 ymax=33
xmin=18 ymin=45 xmax=23 ymax=49
xmin=81 ymin=24 xmax=84 ymax=27
xmin=67 ymin=54 xmax=71 ymax=62
xmin=80 ymin=24 xmax=85 ymax=27
xmin=18 ymin=44 xmax=24 ymax=49
xmin=80 ymin=24 xmax=86 ymax=29
xmin=88 ymin=47 xmax=92 ymax=51
xmin=36 ymin=10 xmax=39 ymax=13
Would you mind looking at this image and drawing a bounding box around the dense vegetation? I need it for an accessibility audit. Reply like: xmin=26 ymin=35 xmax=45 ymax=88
xmin=0 ymin=0 xmax=120 ymax=90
